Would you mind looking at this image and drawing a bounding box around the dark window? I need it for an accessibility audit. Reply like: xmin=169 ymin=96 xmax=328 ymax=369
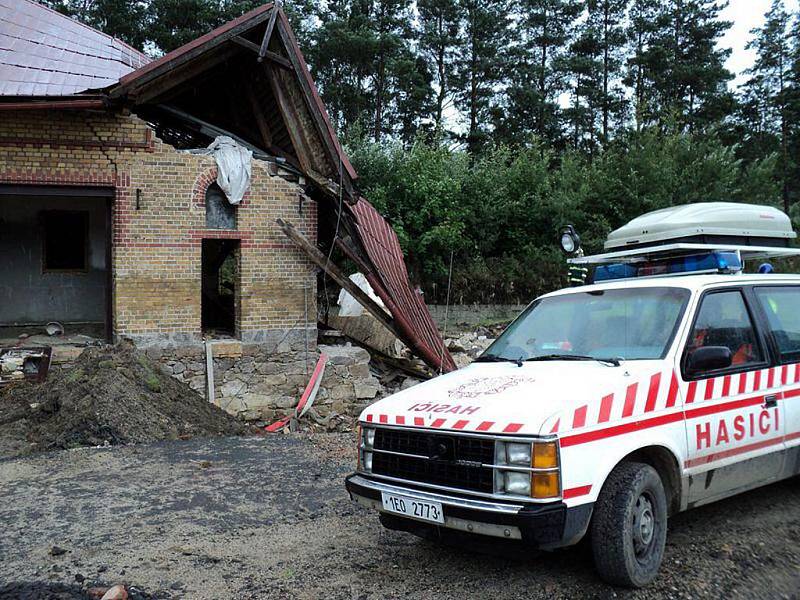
xmin=42 ymin=210 xmax=88 ymax=271
xmin=755 ymin=286 xmax=800 ymax=363
xmin=686 ymin=291 xmax=762 ymax=371
xmin=205 ymin=184 xmax=236 ymax=230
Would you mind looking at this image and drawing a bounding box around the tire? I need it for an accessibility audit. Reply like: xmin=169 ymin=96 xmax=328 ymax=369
xmin=590 ymin=462 xmax=668 ymax=588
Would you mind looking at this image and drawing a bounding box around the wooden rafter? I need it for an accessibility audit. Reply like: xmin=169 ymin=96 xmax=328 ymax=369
xmin=231 ymin=36 xmax=291 ymax=70
xmin=245 ymin=83 xmax=273 ymax=149
xmin=277 ymin=218 xmax=402 ymax=342
xmin=264 ymin=64 xmax=312 ymax=171
xmin=258 ymin=4 xmax=280 ymax=62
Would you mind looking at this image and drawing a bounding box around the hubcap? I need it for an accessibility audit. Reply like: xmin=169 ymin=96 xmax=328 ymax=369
xmin=632 ymin=493 xmax=656 ymax=558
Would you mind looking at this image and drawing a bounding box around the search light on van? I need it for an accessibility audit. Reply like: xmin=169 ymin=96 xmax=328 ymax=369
xmin=559 ymin=225 xmax=581 ymax=255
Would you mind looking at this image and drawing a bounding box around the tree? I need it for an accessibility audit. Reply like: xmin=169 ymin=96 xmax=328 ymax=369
xmin=495 ymin=0 xmax=581 ymax=148
xmin=454 ymin=0 xmax=511 ymax=153
xmin=309 ymin=0 xmax=376 ymax=135
xmin=417 ymin=0 xmax=461 ymax=134
xmin=624 ymin=0 xmax=670 ymax=131
xmin=659 ymin=0 xmax=734 ymax=132
xmin=370 ymin=0 xmax=415 ymax=140
xmin=741 ymin=0 xmax=793 ymax=212
xmin=586 ymin=0 xmax=628 ymax=143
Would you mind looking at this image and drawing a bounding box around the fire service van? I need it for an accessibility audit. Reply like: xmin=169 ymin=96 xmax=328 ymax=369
xmin=345 ymin=202 xmax=800 ymax=587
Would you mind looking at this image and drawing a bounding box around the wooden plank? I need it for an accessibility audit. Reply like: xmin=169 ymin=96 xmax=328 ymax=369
xmin=273 ymin=15 xmax=355 ymax=199
xmin=231 ymin=36 xmax=292 ymax=69
xmin=265 ymin=65 xmax=312 ymax=171
xmin=276 ymin=218 xmax=402 ymax=340
xmin=258 ymin=6 xmax=280 ymax=61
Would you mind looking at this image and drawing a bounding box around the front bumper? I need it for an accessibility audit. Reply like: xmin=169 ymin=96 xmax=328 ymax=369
xmin=345 ymin=474 xmax=592 ymax=549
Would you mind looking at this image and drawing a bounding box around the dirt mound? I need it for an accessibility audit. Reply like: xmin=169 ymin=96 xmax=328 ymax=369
xmin=0 ymin=344 xmax=248 ymax=458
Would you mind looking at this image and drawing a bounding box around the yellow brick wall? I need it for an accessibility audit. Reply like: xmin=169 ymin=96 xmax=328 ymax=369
xmin=0 ymin=108 xmax=318 ymax=344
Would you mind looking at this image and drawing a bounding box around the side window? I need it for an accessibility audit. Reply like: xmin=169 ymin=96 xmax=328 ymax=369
xmin=686 ymin=291 xmax=763 ymax=372
xmin=755 ymin=286 xmax=800 ymax=363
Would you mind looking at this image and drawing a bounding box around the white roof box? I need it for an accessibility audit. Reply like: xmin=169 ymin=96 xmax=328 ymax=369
xmin=604 ymin=202 xmax=796 ymax=250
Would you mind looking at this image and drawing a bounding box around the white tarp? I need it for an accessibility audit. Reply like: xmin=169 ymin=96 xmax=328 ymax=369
xmin=207 ymin=136 xmax=252 ymax=205
xmin=337 ymin=273 xmax=388 ymax=317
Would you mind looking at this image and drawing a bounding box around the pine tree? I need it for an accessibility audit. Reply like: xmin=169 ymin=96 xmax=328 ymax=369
xmin=586 ymin=0 xmax=628 ymax=143
xmin=742 ymin=0 xmax=793 ymax=212
xmin=454 ymin=0 xmax=511 ymax=153
xmin=624 ymin=0 xmax=669 ymax=131
xmin=495 ymin=0 xmax=581 ymax=148
xmin=370 ymin=0 xmax=415 ymax=140
xmin=418 ymin=0 xmax=461 ymax=134
xmin=310 ymin=0 xmax=376 ymax=135
xmin=564 ymin=21 xmax=601 ymax=150
xmin=658 ymin=0 xmax=734 ymax=132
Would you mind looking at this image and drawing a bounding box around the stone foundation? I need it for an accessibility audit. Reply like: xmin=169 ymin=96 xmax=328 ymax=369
xmin=153 ymin=337 xmax=380 ymax=427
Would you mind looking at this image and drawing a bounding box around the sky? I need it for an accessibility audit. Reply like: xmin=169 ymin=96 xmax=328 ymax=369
xmin=721 ymin=0 xmax=799 ymax=88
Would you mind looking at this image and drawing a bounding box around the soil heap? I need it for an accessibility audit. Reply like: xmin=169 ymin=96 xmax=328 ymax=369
xmin=0 ymin=343 xmax=248 ymax=458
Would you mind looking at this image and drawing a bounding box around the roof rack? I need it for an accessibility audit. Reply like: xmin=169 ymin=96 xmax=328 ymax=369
xmin=568 ymin=243 xmax=800 ymax=266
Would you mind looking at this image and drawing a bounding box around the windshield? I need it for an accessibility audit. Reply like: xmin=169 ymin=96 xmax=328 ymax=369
xmin=483 ymin=287 xmax=690 ymax=362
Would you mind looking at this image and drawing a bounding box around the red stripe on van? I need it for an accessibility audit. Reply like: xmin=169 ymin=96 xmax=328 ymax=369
xmin=622 ymin=384 xmax=638 ymax=418
xmin=645 ymin=373 xmax=661 ymax=412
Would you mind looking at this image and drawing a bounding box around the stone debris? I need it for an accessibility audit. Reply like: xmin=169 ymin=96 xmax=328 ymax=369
xmin=444 ymin=330 xmax=497 ymax=368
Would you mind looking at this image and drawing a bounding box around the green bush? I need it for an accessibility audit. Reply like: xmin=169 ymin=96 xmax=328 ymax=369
xmin=347 ymin=128 xmax=781 ymax=304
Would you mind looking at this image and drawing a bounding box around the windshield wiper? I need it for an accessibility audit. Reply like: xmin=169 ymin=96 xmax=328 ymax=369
xmin=475 ymin=354 xmax=522 ymax=364
xmin=524 ymin=354 xmax=621 ymax=367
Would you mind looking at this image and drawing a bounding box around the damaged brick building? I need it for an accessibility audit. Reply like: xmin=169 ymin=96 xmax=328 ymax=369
xmin=0 ymin=0 xmax=453 ymax=421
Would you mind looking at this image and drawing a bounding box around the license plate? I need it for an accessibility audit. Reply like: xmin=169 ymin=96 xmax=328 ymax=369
xmin=381 ymin=492 xmax=444 ymax=524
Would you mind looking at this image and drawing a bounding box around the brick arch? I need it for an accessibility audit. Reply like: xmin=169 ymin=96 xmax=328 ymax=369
xmin=191 ymin=166 xmax=251 ymax=209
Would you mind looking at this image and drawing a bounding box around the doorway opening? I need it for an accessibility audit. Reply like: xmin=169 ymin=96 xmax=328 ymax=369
xmin=201 ymin=239 xmax=239 ymax=337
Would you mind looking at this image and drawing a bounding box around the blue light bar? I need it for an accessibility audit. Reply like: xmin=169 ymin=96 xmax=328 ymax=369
xmin=593 ymin=252 xmax=743 ymax=282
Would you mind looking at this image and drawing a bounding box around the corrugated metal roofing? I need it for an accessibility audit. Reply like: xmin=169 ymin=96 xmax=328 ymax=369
xmin=352 ymin=198 xmax=456 ymax=373
xmin=0 ymin=0 xmax=150 ymax=96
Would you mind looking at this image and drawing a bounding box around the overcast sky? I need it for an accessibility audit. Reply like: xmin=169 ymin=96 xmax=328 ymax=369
xmin=721 ymin=0 xmax=799 ymax=88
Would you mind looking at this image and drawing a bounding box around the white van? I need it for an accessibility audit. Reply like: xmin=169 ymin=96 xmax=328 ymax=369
xmin=345 ymin=203 xmax=800 ymax=587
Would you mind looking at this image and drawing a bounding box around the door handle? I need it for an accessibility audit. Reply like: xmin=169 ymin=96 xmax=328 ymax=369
xmin=763 ymin=394 xmax=779 ymax=409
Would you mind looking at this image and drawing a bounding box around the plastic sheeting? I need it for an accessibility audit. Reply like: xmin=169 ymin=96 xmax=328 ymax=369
xmin=337 ymin=273 xmax=387 ymax=317
xmin=207 ymin=136 xmax=252 ymax=205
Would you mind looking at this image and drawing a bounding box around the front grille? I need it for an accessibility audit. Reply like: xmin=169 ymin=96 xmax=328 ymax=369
xmin=372 ymin=428 xmax=495 ymax=493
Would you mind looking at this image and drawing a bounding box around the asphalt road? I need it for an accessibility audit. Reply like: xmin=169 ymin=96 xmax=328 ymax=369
xmin=1 ymin=434 xmax=799 ymax=599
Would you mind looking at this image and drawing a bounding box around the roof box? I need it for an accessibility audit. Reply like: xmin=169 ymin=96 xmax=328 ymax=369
xmin=604 ymin=202 xmax=796 ymax=250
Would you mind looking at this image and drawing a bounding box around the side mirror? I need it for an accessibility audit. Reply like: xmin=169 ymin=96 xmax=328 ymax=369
xmin=687 ymin=346 xmax=732 ymax=374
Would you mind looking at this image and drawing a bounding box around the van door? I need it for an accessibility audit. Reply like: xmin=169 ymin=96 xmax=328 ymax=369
xmin=681 ymin=288 xmax=785 ymax=506
xmin=752 ymin=285 xmax=800 ymax=478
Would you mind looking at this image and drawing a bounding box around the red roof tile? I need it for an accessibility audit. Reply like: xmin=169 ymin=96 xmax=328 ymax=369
xmin=0 ymin=0 xmax=150 ymax=96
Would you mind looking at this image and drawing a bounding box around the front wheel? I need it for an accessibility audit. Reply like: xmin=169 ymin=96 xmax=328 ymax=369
xmin=590 ymin=462 xmax=668 ymax=587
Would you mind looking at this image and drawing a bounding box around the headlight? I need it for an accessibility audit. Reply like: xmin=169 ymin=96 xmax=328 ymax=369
xmin=495 ymin=440 xmax=560 ymax=499
xmin=359 ymin=425 xmax=375 ymax=473
xmin=504 ymin=471 xmax=531 ymax=495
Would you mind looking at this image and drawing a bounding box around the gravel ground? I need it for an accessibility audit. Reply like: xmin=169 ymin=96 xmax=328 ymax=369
xmin=1 ymin=434 xmax=799 ymax=599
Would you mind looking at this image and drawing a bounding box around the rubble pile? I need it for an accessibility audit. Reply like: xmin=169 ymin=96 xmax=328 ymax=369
xmin=0 ymin=343 xmax=247 ymax=458
xmin=444 ymin=324 xmax=504 ymax=368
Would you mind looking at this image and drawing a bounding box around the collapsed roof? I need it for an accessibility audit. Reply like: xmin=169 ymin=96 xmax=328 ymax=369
xmin=0 ymin=0 xmax=456 ymax=372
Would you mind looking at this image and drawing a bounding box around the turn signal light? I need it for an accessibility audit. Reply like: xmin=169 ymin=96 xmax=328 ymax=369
xmin=532 ymin=472 xmax=560 ymax=499
xmin=533 ymin=442 xmax=558 ymax=469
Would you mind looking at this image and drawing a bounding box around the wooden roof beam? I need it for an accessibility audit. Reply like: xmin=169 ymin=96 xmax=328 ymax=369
xmin=258 ymin=4 xmax=280 ymax=62
xmin=231 ymin=36 xmax=291 ymax=70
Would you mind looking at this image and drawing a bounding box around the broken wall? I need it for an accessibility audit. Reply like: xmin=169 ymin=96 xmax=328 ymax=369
xmin=0 ymin=109 xmax=318 ymax=347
